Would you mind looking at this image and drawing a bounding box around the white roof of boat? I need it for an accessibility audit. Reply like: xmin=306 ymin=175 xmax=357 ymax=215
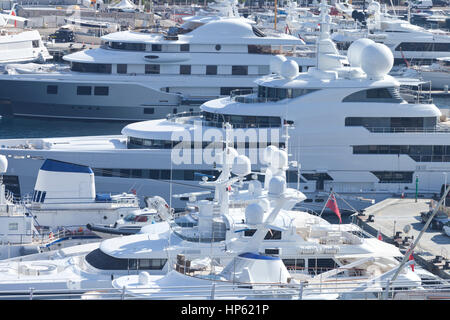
xmin=100 ymin=18 xmax=304 ymax=45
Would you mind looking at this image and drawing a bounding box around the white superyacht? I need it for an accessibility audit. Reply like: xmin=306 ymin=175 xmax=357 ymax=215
xmin=0 ymin=13 xmax=315 ymax=120
xmin=0 ymin=14 xmax=448 ymax=212
xmin=0 ymin=145 xmax=424 ymax=298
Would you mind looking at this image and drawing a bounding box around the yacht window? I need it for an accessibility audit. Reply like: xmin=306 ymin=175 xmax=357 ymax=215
xmin=8 ymin=223 xmax=18 ymax=231
xmin=180 ymin=65 xmax=191 ymax=75
xmin=32 ymin=40 xmax=40 ymax=48
xmin=243 ymin=229 xmax=282 ymax=239
xmin=251 ymin=25 xmax=266 ymax=37
xmin=161 ymin=170 xmax=171 ymax=179
xmin=342 ymin=88 xmax=403 ymax=103
xmin=124 ymin=214 xmax=136 ymax=222
xmin=145 ymin=64 xmax=160 ymax=74
xmin=180 ymin=44 xmax=190 ymax=52
xmin=232 ymin=66 xmax=248 ymax=75
xmin=152 ymin=44 xmax=162 ymax=51
xmin=215 ymin=44 xmax=221 ymax=51
xmin=117 ymin=64 xmax=127 ymax=74
xmin=47 ymin=85 xmax=58 ymax=95
xmin=220 ymin=87 xmax=253 ymax=95
xmin=85 ymin=249 xmax=167 ymax=270
xmin=206 ymin=65 xmax=217 ymax=75
xmin=371 ymin=171 xmax=414 ymax=183
xmin=40 ymin=191 xmax=46 ymax=203
xmin=282 ymin=259 xmax=305 ymax=271
xmin=94 ymin=86 xmax=109 ymax=96
xmin=353 ymin=145 xmax=450 ymax=162
xmin=248 ymin=45 xmax=272 ymax=54
xmin=395 ymin=42 xmax=450 ymax=52
xmin=345 ymin=117 xmax=437 ymax=131
xmin=308 ymin=258 xmax=337 ymax=275
xmin=108 ymin=42 xmax=145 ymax=51
xmin=71 ymin=62 xmax=112 ymax=74
xmin=77 ymin=86 xmax=92 ymax=95
xmin=143 ymin=107 xmax=155 ymax=114
xmin=131 ymin=169 xmax=142 ymax=178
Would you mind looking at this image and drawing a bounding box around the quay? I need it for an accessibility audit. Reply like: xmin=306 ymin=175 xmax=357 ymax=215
xmin=356 ymin=197 xmax=450 ymax=279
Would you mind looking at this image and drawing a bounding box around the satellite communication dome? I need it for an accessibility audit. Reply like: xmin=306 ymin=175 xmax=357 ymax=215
xmin=245 ymin=202 xmax=265 ymax=225
xmin=360 ymin=42 xmax=393 ymax=79
xmin=272 ymin=149 xmax=288 ymax=170
xmin=232 ymin=155 xmax=251 ymax=177
xmin=270 ymin=55 xmax=287 ymax=74
xmin=248 ymin=180 xmax=263 ymax=196
xmin=138 ymin=272 xmax=151 ymax=285
xmin=0 ymin=155 xmax=7 ymax=174
xmin=225 ymin=147 xmax=238 ymax=165
xmin=281 ymin=60 xmax=299 ymax=80
xmin=268 ymin=176 xmax=286 ymax=197
xmin=263 ymin=145 xmax=279 ymax=165
xmin=347 ymin=38 xmax=375 ymax=68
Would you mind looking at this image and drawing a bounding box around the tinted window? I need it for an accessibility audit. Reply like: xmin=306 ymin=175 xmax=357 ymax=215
xmin=145 ymin=64 xmax=160 ymax=74
xmin=180 ymin=65 xmax=191 ymax=75
xmin=180 ymin=44 xmax=190 ymax=52
xmin=47 ymin=85 xmax=58 ymax=94
xmin=94 ymin=86 xmax=109 ymax=96
xmin=144 ymin=107 xmax=155 ymax=114
xmin=152 ymin=44 xmax=162 ymax=51
xmin=232 ymin=65 xmax=248 ymax=75
xmin=117 ymin=64 xmax=127 ymax=74
xmin=77 ymin=86 xmax=91 ymax=95
xmin=206 ymin=65 xmax=217 ymax=75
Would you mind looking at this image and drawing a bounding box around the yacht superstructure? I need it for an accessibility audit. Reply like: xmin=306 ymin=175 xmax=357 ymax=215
xmin=0 ymin=145 xmax=424 ymax=297
xmin=0 ymin=15 xmax=448 ymax=213
xmin=331 ymin=0 xmax=450 ymax=65
xmin=0 ymin=6 xmax=51 ymax=64
xmin=0 ymin=16 xmax=315 ymax=121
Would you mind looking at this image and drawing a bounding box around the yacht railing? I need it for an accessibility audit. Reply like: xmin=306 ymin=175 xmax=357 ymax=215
xmin=0 ymin=278 xmax=447 ymax=300
xmin=399 ymin=82 xmax=433 ymax=105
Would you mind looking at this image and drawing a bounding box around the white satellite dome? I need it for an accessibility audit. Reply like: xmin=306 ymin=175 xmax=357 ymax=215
xmin=281 ymin=60 xmax=299 ymax=80
xmin=248 ymin=180 xmax=263 ymax=196
xmin=270 ymin=55 xmax=287 ymax=74
xmin=272 ymin=149 xmax=288 ymax=170
xmin=232 ymin=155 xmax=251 ymax=177
xmin=245 ymin=202 xmax=264 ymax=225
xmin=268 ymin=176 xmax=286 ymax=197
xmin=263 ymin=145 xmax=279 ymax=165
xmin=347 ymin=38 xmax=375 ymax=68
xmin=225 ymin=147 xmax=238 ymax=165
xmin=0 ymin=155 xmax=7 ymax=174
xmin=360 ymin=43 xmax=393 ymax=79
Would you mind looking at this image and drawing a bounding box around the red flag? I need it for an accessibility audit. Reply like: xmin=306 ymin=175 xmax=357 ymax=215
xmin=326 ymin=193 xmax=342 ymax=224
xmin=377 ymin=230 xmax=383 ymax=241
xmin=409 ymin=251 xmax=415 ymax=272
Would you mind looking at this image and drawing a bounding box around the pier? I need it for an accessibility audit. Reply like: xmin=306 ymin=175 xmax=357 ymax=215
xmin=356 ymin=197 xmax=450 ymax=279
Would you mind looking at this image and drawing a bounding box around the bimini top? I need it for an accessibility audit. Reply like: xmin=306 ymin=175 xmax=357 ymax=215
xmin=40 ymin=159 xmax=93 ymax=174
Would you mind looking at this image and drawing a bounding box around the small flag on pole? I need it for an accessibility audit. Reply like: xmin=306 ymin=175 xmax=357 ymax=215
xmin=326 ymin=193 xmax=342 ymax=224
xmin=377 ymin=229 xmax=383 ymax=241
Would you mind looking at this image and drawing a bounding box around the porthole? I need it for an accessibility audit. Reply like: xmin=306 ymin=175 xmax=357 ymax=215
xmin=215 ymin=44 xmax=221 ymax=51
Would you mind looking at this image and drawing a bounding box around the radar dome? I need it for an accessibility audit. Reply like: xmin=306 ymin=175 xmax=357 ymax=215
xmin=263 ymin=145 xmax=279 ymax=165
xmin=248 ymin=180 xmax=263 ymax=196
xmin=347 ymin=38 xmax=375 ymax=68
xmin=139 ymin=272 xmax=151 ymax=285
xmin=360 ymin=43 xmax=393 ymax=79
xmin=272 ymin=149 xmax=288 ymax=170
xmin=245 ymin=202 xmax=264 ymax=225
xmin=0 ymin=155 xmax=7 ymax=174
xmin=281 ymin=60 xmax=299 ymax=80
xmin=270 ymin=55 xmax=287 ymax=74
xmin=232 ymin=155 xmax=251 ymax=177
xmin=268 ymin=176 xmax=286 ymax=197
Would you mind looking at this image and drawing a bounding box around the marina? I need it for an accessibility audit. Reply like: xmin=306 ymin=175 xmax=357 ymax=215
xmin=0 ymin=0 xmax=448 ymax=303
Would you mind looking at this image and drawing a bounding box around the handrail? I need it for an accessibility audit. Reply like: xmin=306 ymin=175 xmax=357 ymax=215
xmin=361 ymin=126 xmax=450 ymax=133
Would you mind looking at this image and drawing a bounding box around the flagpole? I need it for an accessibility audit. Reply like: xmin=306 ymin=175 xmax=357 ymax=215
xmin=319 ymin=191 xmax=333 ymax=217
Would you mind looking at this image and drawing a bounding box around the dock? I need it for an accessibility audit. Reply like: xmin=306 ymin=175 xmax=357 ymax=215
xmin=356 ymin=197 xmax=450 ymax=279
